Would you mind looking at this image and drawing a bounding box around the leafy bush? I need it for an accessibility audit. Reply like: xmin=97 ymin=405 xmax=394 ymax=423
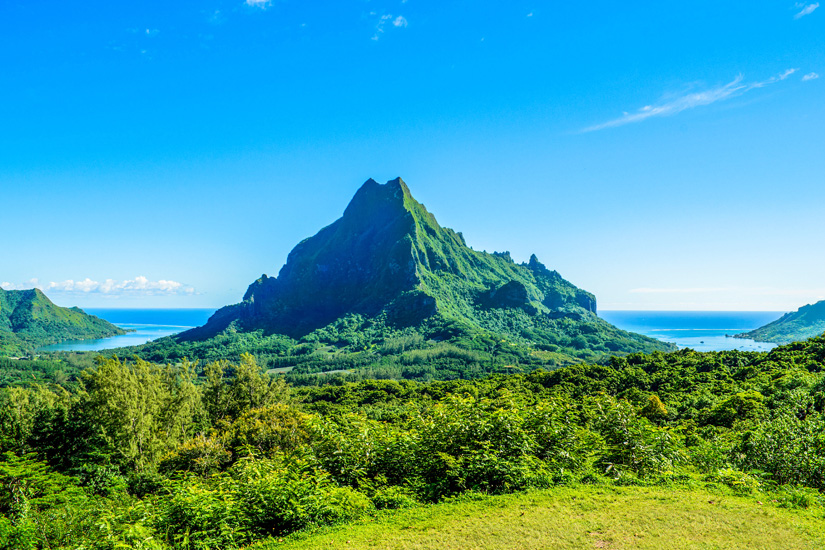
xmin=704 ymin=468 xmax=762 ymax=495
xmin=233 ymin=457 xmax=372 ymax=537
xmin=155 ymin=477 xmax=246 ymax=549
xmin=591 ymin=398 xmax=683 ymax=477
xmin=736 ymin=412 xmax=825 ymax=488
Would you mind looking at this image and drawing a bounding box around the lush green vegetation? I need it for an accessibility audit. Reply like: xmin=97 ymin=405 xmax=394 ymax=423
xmin=0 ymin=354 xmax=93 ymax=388
xmin=0 ymin=288 xmax=126 ymax=356
xmin=115 ymin=308 xmax=673 ymax=385
xmin=0 ymin=335 xmax=823 ymax=548
xmin=174 ymin=178 xmax=672 ymax=363
xmin=738 ymin=300 xmax=825 ymax=344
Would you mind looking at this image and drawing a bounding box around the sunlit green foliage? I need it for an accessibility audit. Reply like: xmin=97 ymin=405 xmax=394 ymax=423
xmin=0 ymin=336 xmax=822 ymax=547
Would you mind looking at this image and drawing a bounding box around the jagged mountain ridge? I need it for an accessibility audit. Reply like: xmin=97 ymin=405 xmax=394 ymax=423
xmin=0 ymin=288 xmax=126 ymax=355
xmin=183 ymin=178 xmax=601 ymax=342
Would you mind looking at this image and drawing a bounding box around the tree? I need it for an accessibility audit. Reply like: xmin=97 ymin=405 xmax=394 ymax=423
xmin=81 ymin=357 xmax=203 ymax=471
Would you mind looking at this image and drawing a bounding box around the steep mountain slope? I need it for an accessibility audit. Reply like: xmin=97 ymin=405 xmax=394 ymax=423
xmin=0 ymin=288 xmax=126 ymax=355
xmin=736 ymin=300 xmax=825 ymax=344
xmin=185 ymin=178 xmax=598 ymax=340
xmin=176 ymin=178 xmax=670 ymax=367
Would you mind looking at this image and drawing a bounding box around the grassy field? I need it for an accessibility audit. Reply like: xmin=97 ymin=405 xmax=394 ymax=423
xmin=257 ymin=485 xmax=825 ymax=550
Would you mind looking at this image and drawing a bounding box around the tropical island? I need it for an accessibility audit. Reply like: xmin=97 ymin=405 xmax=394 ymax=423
xmin=5 ymin=0 xmax=824 ymax=546
xmin=0 ymin=179 xmax=824 ymax=549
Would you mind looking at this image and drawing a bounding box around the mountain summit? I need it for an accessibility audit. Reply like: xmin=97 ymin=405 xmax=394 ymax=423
xmin=174 ymin=178 xmax=673 ymax=366
xmin=185 ymin=178 xmax=601 ymax=340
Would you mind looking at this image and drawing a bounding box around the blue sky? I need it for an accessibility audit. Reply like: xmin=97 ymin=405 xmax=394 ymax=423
xmin=1 ymin=0 xmax=823 ymax=311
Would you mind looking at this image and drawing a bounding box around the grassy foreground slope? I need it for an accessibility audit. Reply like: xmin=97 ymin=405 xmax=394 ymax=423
xmin=270 ymin=485 xmax=824 ymax=550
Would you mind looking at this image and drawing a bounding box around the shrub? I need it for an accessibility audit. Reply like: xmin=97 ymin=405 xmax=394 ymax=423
xmin=155 ymin=478 xmax=246 ymax=549
xmin=227 ymin=404 xmax=313 ymax=458
xmin=705 ymin=468 xmax=762 ymax=495
xmin=158 ymin=435 xmax=232 ymax=476
xmin=233 ymin=457 xmax=372 ymax=537
xmin=370 ymin=485 xmax=418 ymax=510
xmin=591 ymin=398 xmax=683 ymax=477
xmin=704 ymin=391 xmax=767 ymax=428
xmin=736 ymin=412 xmax=825 ymax=488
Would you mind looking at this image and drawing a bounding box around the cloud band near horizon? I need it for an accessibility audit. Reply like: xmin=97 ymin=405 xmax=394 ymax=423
xmin=1 ymin=276 xmax=195 ymax=296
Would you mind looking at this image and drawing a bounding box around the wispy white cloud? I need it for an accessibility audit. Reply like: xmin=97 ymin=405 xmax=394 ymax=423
xmin=371 ymin=13 xmax=408 ymax=40
xmin=245 ymin=0 xmax=271 ymax=8
xmin=802 ymin=72 xmax=820 ymax=81
xmin=1 ymin=277 xmax=195 ymax=296
xmin=1 ymin=279 xmax=41 ymax=291
xmin=583 ymin=69 xmax=799 ymax=132
xmin=775 ymin=68 xmax=797 ymax=81
xmin=794 ymin=2 xmax=819 ymax=18
xmin=145 ymin=28 xmax=159 ymax=37
xmin=527 ymin=12 xmax=534 ymax=17
xmin=372 ymin=14 xmax=393 ymax=40
xmin=208 ymin=10 xmax=224 ymax=25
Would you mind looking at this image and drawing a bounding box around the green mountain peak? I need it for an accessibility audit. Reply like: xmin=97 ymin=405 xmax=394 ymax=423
xmin=182 ymin=178 xmax=660 ymax=364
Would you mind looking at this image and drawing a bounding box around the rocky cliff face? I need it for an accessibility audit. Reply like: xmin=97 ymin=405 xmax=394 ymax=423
xmin=182 ymin=178 xmax=599 ymax=340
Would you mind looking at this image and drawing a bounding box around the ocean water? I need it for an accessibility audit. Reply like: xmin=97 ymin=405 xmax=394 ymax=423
xmin=38 ymin=309 xmax=785 ymax=354
xmin=37 ymin=308 xmax=216 ymax=352
xmin=599 ymin=310 xmax=784 ymax=352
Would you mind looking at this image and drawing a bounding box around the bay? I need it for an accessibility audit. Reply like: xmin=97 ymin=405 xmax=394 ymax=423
xmin=37 ymin=308 xmax=217 ymax=352
xmin=599 ymin=310 xmax=784 ymax=352
xmin=39 ymin=308 xmax=787 ymax=354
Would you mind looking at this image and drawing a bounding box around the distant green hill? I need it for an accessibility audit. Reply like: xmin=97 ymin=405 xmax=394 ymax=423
xmin=149 ymin=178 xmax=672 ymax=375
xmin=0 ymin=288 xmax=126 ymax=356
xmin=736 ymin=300 xmax=825 ymax=345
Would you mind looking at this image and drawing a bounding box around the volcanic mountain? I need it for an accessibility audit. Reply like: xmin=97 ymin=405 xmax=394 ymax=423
xmin=180 ymin=178 xmax=669 ymax=360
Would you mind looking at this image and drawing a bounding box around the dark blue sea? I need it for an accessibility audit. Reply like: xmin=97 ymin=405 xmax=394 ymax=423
xmin=37 ymin=309 xmax=217 ymax=352
xmin=599 ymin=311 xmax=783 ymax=352
xmin=38 ymin=309 xmax=785 ymax=353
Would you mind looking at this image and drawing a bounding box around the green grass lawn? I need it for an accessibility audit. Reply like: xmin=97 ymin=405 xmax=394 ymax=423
xmin=256 ymin=485 xmax=825 ymax=550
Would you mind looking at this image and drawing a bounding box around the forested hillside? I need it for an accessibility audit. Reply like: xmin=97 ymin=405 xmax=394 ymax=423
xmin=0 ymin=336 xmax=823 ymax=548
xmin=737 ymin=300 xmax=825 ymax=345
xmin=0 ymin=288 xmax=126 ymax=356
